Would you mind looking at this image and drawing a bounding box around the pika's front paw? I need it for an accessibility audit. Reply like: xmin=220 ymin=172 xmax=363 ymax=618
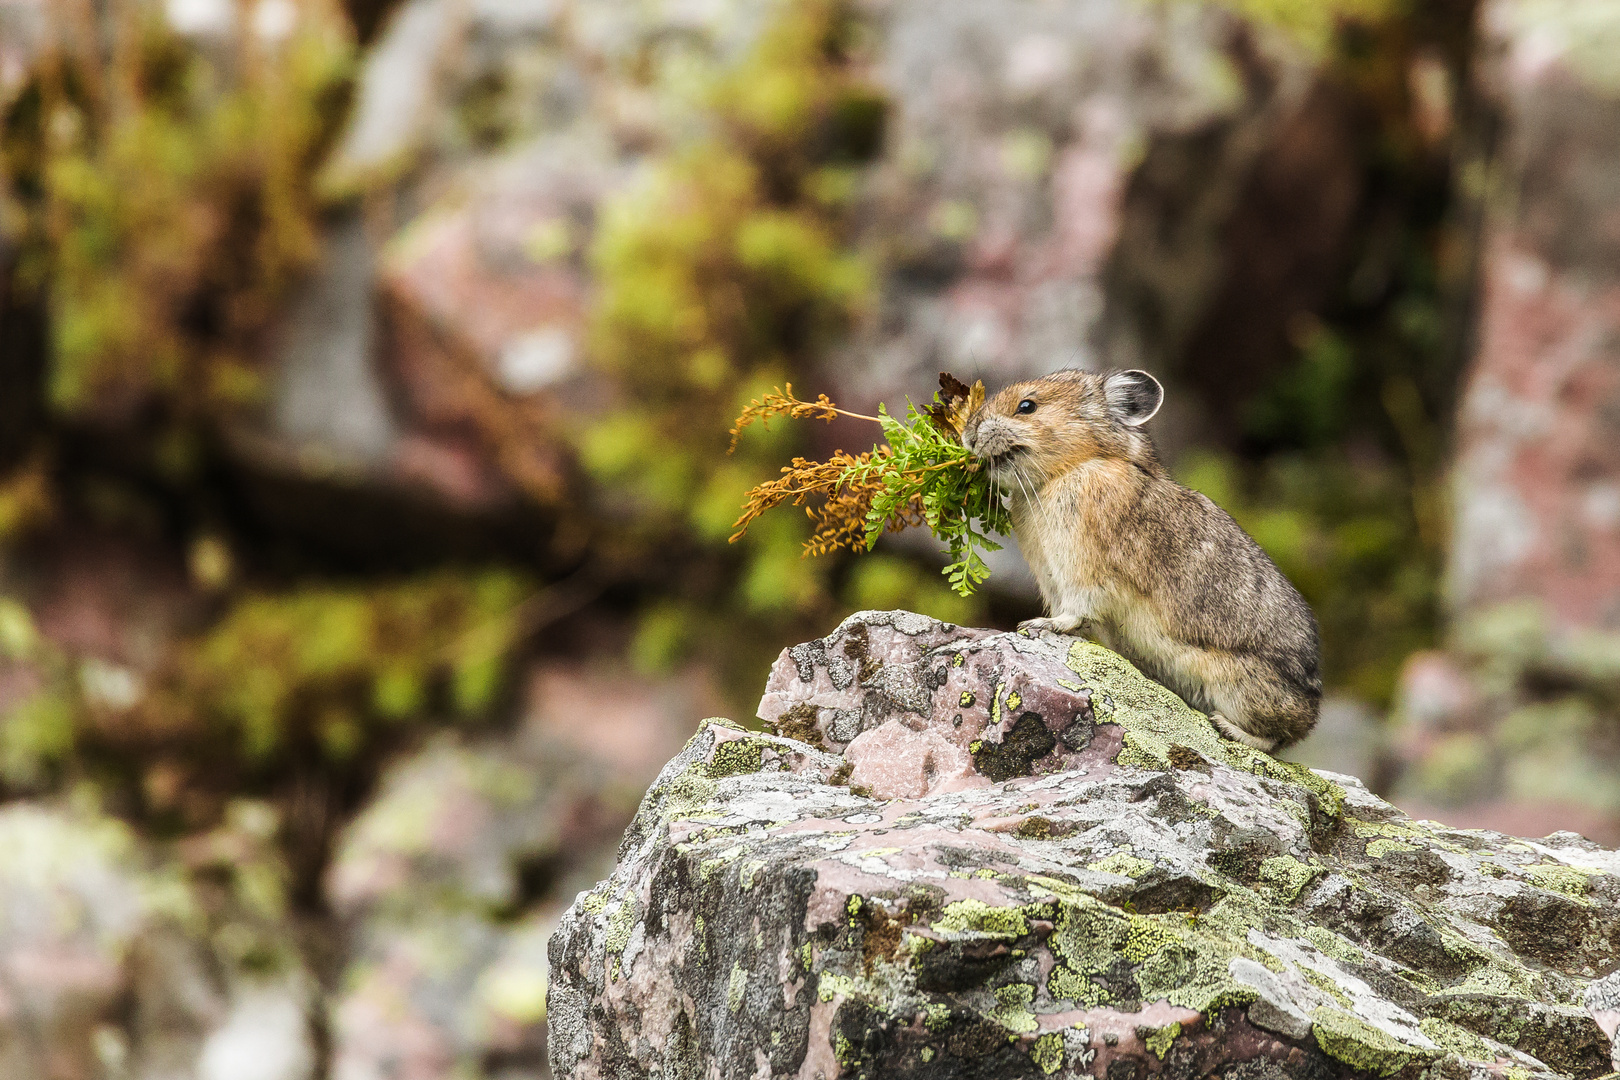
xmin=1017 ymin=615 xmax=1081 ymax=636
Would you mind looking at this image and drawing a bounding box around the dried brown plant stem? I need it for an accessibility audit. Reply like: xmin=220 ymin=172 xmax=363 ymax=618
xmin=728 ymin=384 xmax=883 ymax=452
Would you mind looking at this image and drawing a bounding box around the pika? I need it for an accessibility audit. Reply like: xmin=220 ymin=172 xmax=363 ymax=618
xmin=963 ymin=368 xmax=1321 ymax=751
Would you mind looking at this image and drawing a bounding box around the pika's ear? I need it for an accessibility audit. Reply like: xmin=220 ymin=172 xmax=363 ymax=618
xmin=1104 ymin=369 xmax=1163 ymax=427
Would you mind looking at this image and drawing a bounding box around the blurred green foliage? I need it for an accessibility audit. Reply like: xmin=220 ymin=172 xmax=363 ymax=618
xmin=584 ymin=0 xmax=872 ymax=533
xmin=149 ymin=571 xmax=530 ymax=765
xmin=1172 ymin=0 xmax=1467 ymax=707
xmin=582 ymin=0 xmax=981 ymax=684
xmin=1179 ymin=450 xmax=1437 ymax=705
xmin=0 ymin=597 xmax=79 ymax=790
xmin=2 ymin=0 xmax=352 ymax=420
xmin=1205 ymin=0 xmax=1401 ymax=56
xmin=0 ymin=571 xmax=531 ymax=809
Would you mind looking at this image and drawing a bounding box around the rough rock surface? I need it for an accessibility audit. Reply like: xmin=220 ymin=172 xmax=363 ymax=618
xmin=550 ymin=611 xmax=1620 ymax=1078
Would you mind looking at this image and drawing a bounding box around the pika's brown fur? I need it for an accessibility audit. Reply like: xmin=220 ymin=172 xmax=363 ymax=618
xmin=964 ymin=368 xmax=1321 ymax=751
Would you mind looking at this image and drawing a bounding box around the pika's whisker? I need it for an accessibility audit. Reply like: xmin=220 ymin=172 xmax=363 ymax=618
xmin=1011 ymin=466 xmax=1035 ymax=509
xmin=1019 ymin=463 xmax=1046 ymax=517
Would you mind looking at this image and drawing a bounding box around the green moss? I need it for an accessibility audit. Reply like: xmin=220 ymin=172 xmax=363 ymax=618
xmin=582 ymin=0 xmax=888 ymax=632
xmin=1196 ymin=0 xmax=1399 ymax=57
xmin=145 ymin=573 xmax=529 ymax=763
xmin=13 ymin=8 xmax=353 ymax=418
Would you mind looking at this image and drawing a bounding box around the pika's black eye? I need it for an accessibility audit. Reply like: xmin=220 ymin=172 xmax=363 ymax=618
xmin=1017 ymin=399 xmax=1036 ymax=415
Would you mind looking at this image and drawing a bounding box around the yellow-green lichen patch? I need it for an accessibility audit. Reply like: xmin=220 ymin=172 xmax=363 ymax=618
xmin=817 ymin=970 xmax=861 ymax=1003
xmin=1143 ymin=1020 xmax=1181 ymax=1059
xmin=1047 ymin=965 xmax=1111 ymax=1006
xmin=1049 ymin=895 xmax=1131 ymax=977
xmin=931 ymin=898 xmax=1039 ymax=940
xmin=699 ymin=845 xmax=746 ymax=881
xmin=1521 ymin=862 xmax=1597 ymax=898
xmin=739 ymin=859 xmax=768 ymax=889
xmin=1121 ymin=911 xmax=1258 ymax=1014
xmin=605 ymin=899 xmax=640 ymax=980
xmin=1087 ymin=851 xmax=1154 ymax=878
xmin=924 ymin=1001 xmax=952 ymax=1031
xmin=1365 ymin=838 xmax=1418 ymax=859
xmin=1023 ymin=874 xmax=1092 ymax=904
xmin=707 ymin=736 xmax=766 ymax=778
xmin=1351 ymin=818 xmax=1424 ymax=840
xmin=990 ymin=982 xmax=1038 ymax=1033
xmin=1064 ymin=642 xmax=1344 ymax=819
xmin=1301 ymin=966 xmax=1354 ymax=1007
xmin=1302 ymin=925 xmax=1371 ymax=967
xmin=1448 ymin=960 xmax=1544 ymax=1000
xmin=1030 ymin=1031 xmax=1064 ymax=1074
xmin=1258 ymin=855 xmax=1324 ymax=901
xmin=1417 ymin=1017 xmax=1497 ymax=1062
xmin=1310 ymin=1007 xmax=1435 ymax=1076
xmin=727 ymin=962 xmax=747 ymax=1012
xmin=661 ymin=767 xmax=723 ymax=822
xmin=1121 ymin=917 xmax=1182 ymax=963
xmin=605 ymin=900 xmax=638 ymax=954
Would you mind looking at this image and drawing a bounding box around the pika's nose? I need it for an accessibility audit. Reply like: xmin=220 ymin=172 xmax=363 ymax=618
xmin=963 ymin=419 xmax=979 ymax=452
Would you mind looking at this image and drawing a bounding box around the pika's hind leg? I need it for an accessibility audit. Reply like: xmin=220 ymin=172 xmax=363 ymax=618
xmin=1209 ymin=713 xmax=1278 ymax=753
xmin=1018 ymin=614 xmax=1083 ymax=635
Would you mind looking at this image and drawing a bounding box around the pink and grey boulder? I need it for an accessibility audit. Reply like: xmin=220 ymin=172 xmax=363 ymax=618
xmin=548 ymin=611 xmax=1620 ymax=1078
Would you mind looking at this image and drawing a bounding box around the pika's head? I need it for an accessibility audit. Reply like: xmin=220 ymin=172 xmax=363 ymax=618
xmin=963 ymin=368 xmax=1164 ymax=486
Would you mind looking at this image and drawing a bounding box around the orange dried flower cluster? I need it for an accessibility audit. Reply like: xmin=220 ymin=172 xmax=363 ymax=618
xmin=728 ymin=374 xmax=1009 ymax=594
xmin=731 ymin=449 xmax=927 ymax=556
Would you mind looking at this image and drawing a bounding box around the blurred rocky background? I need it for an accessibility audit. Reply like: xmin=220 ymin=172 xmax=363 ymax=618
xmin=0 ymin=0 xmax=1616 ymax=1075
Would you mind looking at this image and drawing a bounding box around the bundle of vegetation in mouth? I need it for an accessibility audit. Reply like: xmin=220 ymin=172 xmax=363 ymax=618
xmin=728 ymin=374 xmax=1011 ymax=595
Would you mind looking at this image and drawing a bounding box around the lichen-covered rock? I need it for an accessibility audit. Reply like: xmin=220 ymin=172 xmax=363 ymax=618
xmin=549 ymin=611 xmax=1620 ymax=1079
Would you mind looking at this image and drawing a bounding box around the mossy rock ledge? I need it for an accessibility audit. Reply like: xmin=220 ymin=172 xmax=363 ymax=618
xmin=548 ymin=610 xmax=1620 ymax=1079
